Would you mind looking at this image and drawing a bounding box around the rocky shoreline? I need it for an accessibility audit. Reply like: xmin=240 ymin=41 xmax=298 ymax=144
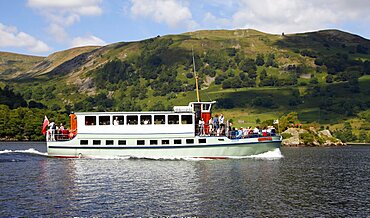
xmin=281 ymin=127 xmax=346 ymax=147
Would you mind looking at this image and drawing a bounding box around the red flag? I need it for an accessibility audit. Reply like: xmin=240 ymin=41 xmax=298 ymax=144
xmin=42 ymin=115 xmax=49 ymax=135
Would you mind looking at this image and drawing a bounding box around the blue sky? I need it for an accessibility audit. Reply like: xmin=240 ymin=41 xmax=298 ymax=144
xmin=1 ymin=0 xmax=370 ymax=56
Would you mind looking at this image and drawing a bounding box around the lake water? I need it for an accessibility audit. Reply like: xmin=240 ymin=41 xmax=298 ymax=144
xmin=0 ymin=142 xmax=369 ymax=217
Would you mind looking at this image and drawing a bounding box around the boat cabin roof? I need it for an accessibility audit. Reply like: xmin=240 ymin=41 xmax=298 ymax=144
xmin=74 ymin=101 xmax=217 ymax=116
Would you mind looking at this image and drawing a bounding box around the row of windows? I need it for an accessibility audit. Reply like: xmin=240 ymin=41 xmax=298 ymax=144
xmin=80 ymin=138 xmax=207 ymax=146
xmin=85 ymin=114 xmax=193 ymax=126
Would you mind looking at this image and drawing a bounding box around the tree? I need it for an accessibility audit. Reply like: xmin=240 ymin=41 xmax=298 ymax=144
xmin=334 ymin=122 xmax=357 ymax=142
xmin=255 ymin=54 xmax=265 ymax=66
xmin=326 ymin=74 xmax=333 ymax=83
xmin=279 ymin=112 xmax=299 ymax=131
xmin=265 ymin=53 xmax=278 ymax=68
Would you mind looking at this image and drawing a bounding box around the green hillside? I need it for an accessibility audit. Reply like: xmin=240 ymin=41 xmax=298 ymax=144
xmin=0 ymin=29 xmax=369 ymax=142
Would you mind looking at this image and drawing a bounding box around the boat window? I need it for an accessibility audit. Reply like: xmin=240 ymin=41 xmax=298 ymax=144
xmin=140 ymin=115 xmax=152 ymax=125
xmin=85 ymin=116 xmax=96 ymax=126
xmin=174 ymin=139 xmax=181 ymax=144
xmin=186 ymin=139 xmax=194 ymax=144
xmin=137 ymin=140 xmax=145 ymax=145
xmin=199 ymin=138 xmax=206 ymax=143
xmin=181 ymin=115 xmax=193 ymax=124
xmin=80 ymin=140 xmax=88 ymax=145
xmin=168 ymin=115 xmax=179 ymax=124
xmin=202 ymin=104 xmax=211 ymax=111
xmin=106 ymin=140 xmax=114 ymax=145
xmin=118 ymin=140 xmax=126 ymax=145
xmin=218 ymin=138 xmax=225 ymax=141
xmin=154 ymin=115 xmax=165 ymax=124
xmin=150 ymin=140 xmax=158 ymax=145
xmin=99 ymin=116 xmax=110 ymax=125
xmin=113 ymin=116 xmax=124 ymax=125
xmin=127 ymin=115 xmax=138 ymax=125
xmin=162 ymin=140 xmax=169 ymax=145
xmin=93 ymin=140 xmax=101 ymax=145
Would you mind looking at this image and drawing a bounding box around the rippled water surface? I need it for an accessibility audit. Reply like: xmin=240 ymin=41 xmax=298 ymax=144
xmin=0 ymin=142 xmax=369 ymax=217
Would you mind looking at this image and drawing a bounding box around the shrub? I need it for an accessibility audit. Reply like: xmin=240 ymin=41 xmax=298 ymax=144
xmin=281 ymin=133 xmax=292 ymax=139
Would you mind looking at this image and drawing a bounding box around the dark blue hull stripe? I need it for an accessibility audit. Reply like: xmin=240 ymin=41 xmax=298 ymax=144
xmin=48 ymin=141 xmax=281 ymax=150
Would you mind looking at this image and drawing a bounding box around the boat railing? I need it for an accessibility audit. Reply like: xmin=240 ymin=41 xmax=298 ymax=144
xmin=46 ymin=130 xmax=75 ymax=142
xmin=196 ymin=124 xmax=277 ymax=139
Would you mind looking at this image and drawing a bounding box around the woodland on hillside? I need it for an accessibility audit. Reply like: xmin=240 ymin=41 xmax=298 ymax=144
xmin=1 ymin=30 xmax=370 ymax=142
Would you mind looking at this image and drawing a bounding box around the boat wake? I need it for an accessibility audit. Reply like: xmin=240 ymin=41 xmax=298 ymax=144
xmin=0 ymin=148 xmax=48 ymax=157
xmin=230 ymin=148 xmax=284 ymax=160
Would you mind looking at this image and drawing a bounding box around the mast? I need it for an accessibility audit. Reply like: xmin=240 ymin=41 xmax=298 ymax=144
xmin=192 ymin=47 xmax=200 ymax=102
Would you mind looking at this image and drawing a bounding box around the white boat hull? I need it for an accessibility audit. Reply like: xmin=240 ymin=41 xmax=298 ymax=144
xmin=47 ymin=136 xmax=281 ymax=159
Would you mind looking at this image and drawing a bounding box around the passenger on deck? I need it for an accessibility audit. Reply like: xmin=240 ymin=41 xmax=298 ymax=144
xmin=268 ymin=126 xmax=276 ymax=136
xmin=208 ymin=117 xmax=213 ymax=135
xmin=243 ymin=127 xmax=249 ymax=138
xmin=213 ymin=115 xmax=219 ymax=132
xmin=262 ymin=127 xmax=268 ymax=136
xmin=114 ymin=117 xmax=119 ymax=125
xmin=199 ymin=118 xmax=205 ymax=136
xmin=253 ymin=126 xmax=260 ymax=136
xmin=219 ymin=114 xmax=224 ymax=134
xmin=49 ymin=121 xmax=56 ymax=141
xmin=59 ymin=123 xmax=64 ymax=131
xmin=236 ymin=128 xmax=243 ymax=138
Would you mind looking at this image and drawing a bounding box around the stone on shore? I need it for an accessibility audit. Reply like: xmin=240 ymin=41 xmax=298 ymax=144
xmin=281 ymin=128 xmax=345 ymax=147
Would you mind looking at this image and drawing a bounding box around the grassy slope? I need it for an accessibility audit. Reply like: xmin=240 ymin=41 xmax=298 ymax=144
xmin=0 ymin=52 xmax=44 ymax=80
xmin=1 ymin=29 xmax=370 ymax=134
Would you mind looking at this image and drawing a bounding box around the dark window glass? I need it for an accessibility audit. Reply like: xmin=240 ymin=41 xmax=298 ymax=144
xmin=168 ymin=115 xmax=179 ymax=124
xmin=199 ymin=139 xmax=206 ymax=143
xmin=162 ymin=140 xmax=169 ymax=145
xmin=181 ymin=115 xmax=193 ymax=124
xmin=154 ymin=115 xmax=165 ymax=124
xmin=99 ymin=116 xmax=110 ymax=125
xmin=150 ymin=140 xmax=158 ymax=145
xmin=85 ymin=116 xmax=96 ymax=126
xmin=93 ymin=140 xmax=101 ymax=145
xmin=127 ymin=115 xmax=138 ymax=125
xmin=186 ymin=139 xmax=194 ymax=144
xmin=113 ymin=116 xmax=124 ymax=125
xmin=140 ymin=115 xmax=152 ymax=125
xmin=137 ymin=140 xmax=145 ymax=145
xmin=174 ymin=139 xmax=181 ymax=144
xmin=218 ymin=138 xmax=225 ymax=141
xmin=118 ymin=140 xmax=126 ymax=145
xmin=80 ymin=140 xmax=88 ymax=145
xmin=202 ymin=104 xmax=211 ymax=111
xmin=106 ymin=140 xmax=114 ymax=145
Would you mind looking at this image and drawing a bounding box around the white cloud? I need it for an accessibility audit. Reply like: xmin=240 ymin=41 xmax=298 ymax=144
xmin=130 ymin=0 xmax=197 ymax=29
xmin=27 ymin=0 xmax=103 ymax=42
xmin=0 ymin=23 xmax=50 ymax=53
xmin=71 ymin=35 xmax=106 ymax=47
xmin=201 ymin=0 xmax=370 ymax=35
xmin=27 ymin=0 xmax=102 ymax=15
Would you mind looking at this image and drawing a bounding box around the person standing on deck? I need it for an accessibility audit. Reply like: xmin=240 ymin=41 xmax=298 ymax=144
xmin=199 ymin=118 xmax=205 ymax=136
xmin=213 ymin=115 xmax=219 ymax=133
xmin=219 ymin=113 xmax=225 ymax=135
xmin=49 ymin=121 xmax=56 ymax=141
xmin=208 ymin=117 xmax=213 ymax=135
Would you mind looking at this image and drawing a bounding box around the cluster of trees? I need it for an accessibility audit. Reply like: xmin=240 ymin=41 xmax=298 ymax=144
xmin=0 ymin=105 xmax=69 ymax=141
xmin=333 ymin=122 xmax=370 ymax=143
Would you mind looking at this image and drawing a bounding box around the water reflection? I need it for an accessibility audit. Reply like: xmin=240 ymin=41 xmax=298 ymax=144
xmin=1 ymin=143 xmax=369 ymax=217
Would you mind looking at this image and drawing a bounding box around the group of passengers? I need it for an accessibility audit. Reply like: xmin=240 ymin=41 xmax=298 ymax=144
xmin=48 ymin=121 xmax=68 ymax=141
xmin=198 ymin=114 xmax=226 ymax=136
xmin=198 ymin=114 xmax=277 ymax=138
xmin=230 ymin=126 xmax=276 ymax=139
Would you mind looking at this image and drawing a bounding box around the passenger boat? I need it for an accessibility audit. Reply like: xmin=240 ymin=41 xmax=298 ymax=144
xmin=46 ymin=100 xmax=281 ymax=159
xmin=45 ymin=52 xmax=281 ymax=159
